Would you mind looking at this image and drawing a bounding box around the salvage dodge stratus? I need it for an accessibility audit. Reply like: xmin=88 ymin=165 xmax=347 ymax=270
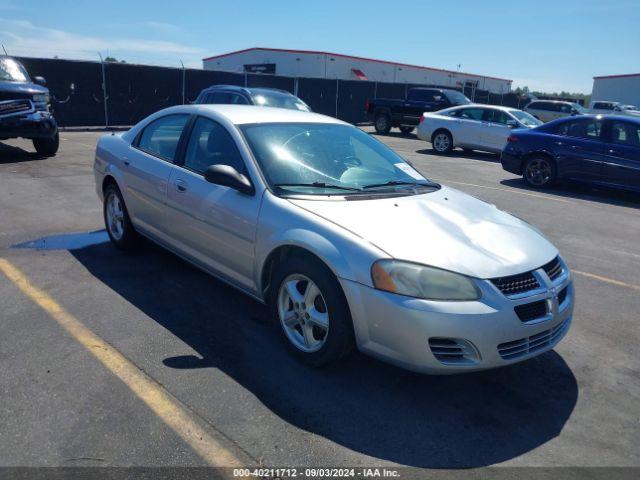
xmin=94 ymin=105 xmax=573 ymax=373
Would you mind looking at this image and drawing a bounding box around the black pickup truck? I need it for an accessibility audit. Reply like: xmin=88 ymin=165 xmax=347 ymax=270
xmin=365 ymin=87 xmax=471 ymax=134
xmin=0 ymin=56 xmax=58 ymax=155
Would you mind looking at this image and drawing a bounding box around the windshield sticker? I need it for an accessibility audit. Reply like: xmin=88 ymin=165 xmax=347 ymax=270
xmin=394 ymin=163 xmax=425 ymax=180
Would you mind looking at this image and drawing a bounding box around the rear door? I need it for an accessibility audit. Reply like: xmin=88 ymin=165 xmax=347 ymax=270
xmin=601 ymin=120 xmax=640 ymax=189
xmin=452 ymin=107 xmax=487 ymax=148
xmin=552 ymin=118 xmax=605 ymax=181
xmin=165 ymin=116 xmax=261 ymax=291
xmin=124 ymin=113 xmax=189 ymax=236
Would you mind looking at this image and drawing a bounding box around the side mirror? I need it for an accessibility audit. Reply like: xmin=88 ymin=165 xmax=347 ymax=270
xmin=204 ymin=164 xmax=254 ymax=195
xmin=506 ymin=119 xmax=519 ymax=129
xmin=33 ymin=76 xmax=47 ymax=86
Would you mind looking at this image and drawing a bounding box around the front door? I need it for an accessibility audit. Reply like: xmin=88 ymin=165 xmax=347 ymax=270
xmin=481 ymin=108 xmax=512 ymax=152
xmin=602 ymin=120 xmax=640 ymax=189
xmin=165 ymin=116 xmax=262 ymax=291
xmin=123 ymin=113 xmax=189 ymax=236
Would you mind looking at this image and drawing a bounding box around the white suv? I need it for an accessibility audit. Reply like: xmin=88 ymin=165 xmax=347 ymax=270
xmin=524 ymin=100 xmax=588 ymax=122
xmin=590 ymin=101 xmax=640 ymax=117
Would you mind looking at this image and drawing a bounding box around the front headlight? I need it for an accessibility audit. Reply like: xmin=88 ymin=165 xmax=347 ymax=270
xmin=33 ymin=93 xmax=49 ymax=103
xmin=371 ymin=260 xmax=481 ymax=301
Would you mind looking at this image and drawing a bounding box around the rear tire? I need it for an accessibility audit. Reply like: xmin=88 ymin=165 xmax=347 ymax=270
xmin=374 ymin=113 xmax=391 ymax=134
xmin=399 ymin=126 xmax=415 ymax=135
xmin=432 ymin=130 xmax=453 ymax=154
xmin=269 ymin=255 xmax=354 ymax=367
xmin=33 ymin=131 xmax=59 ymax=155
xmin=103 ymin=183 xmax=139 ymax=250
xmin=523 ymin=155 xmax=557 ymax=189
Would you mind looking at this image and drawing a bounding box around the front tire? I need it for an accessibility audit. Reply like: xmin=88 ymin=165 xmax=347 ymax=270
xmin=103 ymin=184 xmax=139 ymax=249
xmin=523 ymin=155 xmax=557 ymax=188
xmin=432 ymin=130 xmax=453 ymax=154
xmin=374 ymin=113 xmax=391 ymax=134
xmin=399 ymin=126 xmax=415 ymax=135
xmin=33 ymin=131 xmax=59 ymax=155
xmin=270 ymin=255 xmax=354 ymax=366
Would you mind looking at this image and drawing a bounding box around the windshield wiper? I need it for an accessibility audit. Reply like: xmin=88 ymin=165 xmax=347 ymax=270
xmin=361 ymin=180 xmax=432 ymax=189
xmin=273 ymin=182 xmax=363 ymax=192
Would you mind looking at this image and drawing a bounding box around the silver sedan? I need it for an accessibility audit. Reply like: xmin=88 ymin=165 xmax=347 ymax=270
xmin=94 ymin=104 xmax=573 ymax=373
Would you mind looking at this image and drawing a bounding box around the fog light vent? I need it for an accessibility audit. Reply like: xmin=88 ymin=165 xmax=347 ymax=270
xmin=428 ymin=337 xmax=480 ymax=365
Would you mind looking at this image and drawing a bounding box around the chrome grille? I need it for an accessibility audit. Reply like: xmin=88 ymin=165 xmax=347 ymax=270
xmin=543 ymin=256 xmax=563 ymax=281
xmin=514 ymin=300 xmax=548 ymax=322
xmin=0 ymin=99 xmax=32 ymax=117
xmin=497 ymin=317 xmax=570 ymax=360
xmin=491 ymin=271 xmax=540 ymax=296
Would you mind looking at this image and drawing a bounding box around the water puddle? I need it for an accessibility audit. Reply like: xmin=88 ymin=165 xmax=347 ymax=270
xmin=12 ymin=230 xmax=109 ymax=250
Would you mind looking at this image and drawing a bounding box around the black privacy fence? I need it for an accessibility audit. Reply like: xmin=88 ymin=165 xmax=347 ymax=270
xmin=17 ymin=57 xmax=526 ymax=128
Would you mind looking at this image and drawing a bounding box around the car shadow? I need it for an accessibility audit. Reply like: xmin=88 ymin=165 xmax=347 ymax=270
xmin=0 ymin=142 xmax=47 ymax=163
xmin=416 ymin=148 xmax=500 ymax=163
xmin=500 ymin=178 xmax=640 ymax=209
xmin=70 ymin=239 xmax=578 ymax=469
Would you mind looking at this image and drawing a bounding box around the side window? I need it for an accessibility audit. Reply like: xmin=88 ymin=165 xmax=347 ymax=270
xmin=408 ymin=89 xmax=434 ymax=102
xmin=458 ymin=108 xmax=485 ymax=121
xmin=137 ymin=114 xmax=189 ymax=161
xmin=555 ymin=119 xmax=602 ymax=139
xmin=560 ymin=104 xmax=572 ymax=113
xmin=207 ymin=92 xmax=232 ymax=104
xmin=611 ymin=122 xmax=640 ymax=146
xmin=183 ymin=117 xmax=246 ymax=175
xmin=484 ymin=109 xmax=510 ymax=124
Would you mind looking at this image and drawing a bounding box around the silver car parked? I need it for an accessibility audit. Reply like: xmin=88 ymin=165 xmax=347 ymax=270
xmin=94 ymin=105 xmax=573 ymax=373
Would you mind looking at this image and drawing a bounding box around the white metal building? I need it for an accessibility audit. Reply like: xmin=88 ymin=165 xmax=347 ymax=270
xmin=591 ymin=73 xmax=640 ymax=107
xmin=203 ymin=47 xmax=512 ymax=94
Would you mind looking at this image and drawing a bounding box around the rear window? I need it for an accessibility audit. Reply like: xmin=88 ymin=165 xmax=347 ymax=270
xmin=528 ymin=101 xmax=548 ymax=111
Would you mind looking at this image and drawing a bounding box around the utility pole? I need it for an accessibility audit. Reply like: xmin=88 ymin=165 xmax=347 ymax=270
xmin=98 ymin=53 xmax=109 ymax=127
xmin=180 ymin=59 xmax=186 ymax=104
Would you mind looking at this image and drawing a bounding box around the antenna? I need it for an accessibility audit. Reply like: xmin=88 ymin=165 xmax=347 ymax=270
xmin=2 ymin=45 xmax=8 ymax=56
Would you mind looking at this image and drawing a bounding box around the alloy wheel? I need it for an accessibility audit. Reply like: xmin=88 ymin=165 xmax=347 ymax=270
xmin=525 ymin=158 xmax=552 ymax=186
xmin=277 ymin=274 xmax=329 ymax=353
xmin=106 ymin=192 xmax=125 ymax=240
xmin=433 ymin=133 xmax=451 ymax=152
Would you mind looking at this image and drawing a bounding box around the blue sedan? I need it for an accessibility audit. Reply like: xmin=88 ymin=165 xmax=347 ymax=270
xmin=501 ymin=115 xmax=640 ymax=191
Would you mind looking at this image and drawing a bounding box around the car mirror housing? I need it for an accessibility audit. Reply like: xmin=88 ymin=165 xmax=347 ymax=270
xmin=204 ymin=164 xmax=255 ymax=195
xmin=506 ymin=120 xmax=519 ymax=128
xmin=33 ymin=76 xmax=47 ymax=86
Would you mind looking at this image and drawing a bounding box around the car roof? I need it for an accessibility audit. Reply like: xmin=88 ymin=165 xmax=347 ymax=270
xmin=168 ymin=104 xmax=345 ymax=125
xmin=529 ymin=99 xmax=575 ymax=105
xmin=201 ymin=85 xmax=292 ymax=96
xmin=447 ymin=103 xmax=520 ymax=113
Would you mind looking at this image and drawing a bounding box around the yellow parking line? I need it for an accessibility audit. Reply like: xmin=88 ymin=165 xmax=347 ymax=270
xmin=0 ymin=258 xmax=251 ymax=469
xmin=439 ymin=179 xmax=574 ymax=203
xmin=573 ymin=269 xmax=640 ymax=292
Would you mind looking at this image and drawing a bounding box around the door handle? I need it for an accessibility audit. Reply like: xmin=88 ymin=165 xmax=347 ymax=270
xmin=122 ymin=157 xmax=130 ymax=166
xmin=608 ymin=149 xmax=620 ymax=155
xmin=174 ymin=180 xmax=188 ymax=192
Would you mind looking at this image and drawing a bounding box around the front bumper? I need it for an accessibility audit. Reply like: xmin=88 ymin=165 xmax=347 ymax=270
xmin=0 ymin=111 xmax=58 ymax=140
xmin=340 ymin=262 xmax=573 ymax=374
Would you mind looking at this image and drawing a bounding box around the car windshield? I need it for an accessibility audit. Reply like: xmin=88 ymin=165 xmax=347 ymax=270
xmin=0 ymin=57 xmax=30 ymax=82
xmin=444 ymin=90 xmax=471 ymax=105
xmin=251 ymin=90 xmax=311 ymax=111
xmin=572 ymin=103 xmax=588 ymax=114
xmin=511 ymin=110 xmax=543 ymax=127
xmin=241 ymin=123 xmax=438 ymax=195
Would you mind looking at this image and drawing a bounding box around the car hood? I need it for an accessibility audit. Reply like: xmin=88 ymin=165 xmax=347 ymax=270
xmin=0 ymin=80 xmax=48 ymax=100
xmin=289 ymin=186 xmax=557 ymax=279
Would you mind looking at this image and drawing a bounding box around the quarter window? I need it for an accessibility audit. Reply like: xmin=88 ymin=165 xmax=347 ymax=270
xmin=555 ymin=119 xmax=602 ymax=139
xmin=183 ymin=117 xmax=246 ymax=174
xmin=610 ymin=121 xmax=640 ymax=146
xmin=137 ymin=114 xmax=189 ymax=161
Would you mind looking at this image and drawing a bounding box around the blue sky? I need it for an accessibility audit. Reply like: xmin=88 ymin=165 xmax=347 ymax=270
xmin=1 ymin=0 xmax=638 ymax=93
